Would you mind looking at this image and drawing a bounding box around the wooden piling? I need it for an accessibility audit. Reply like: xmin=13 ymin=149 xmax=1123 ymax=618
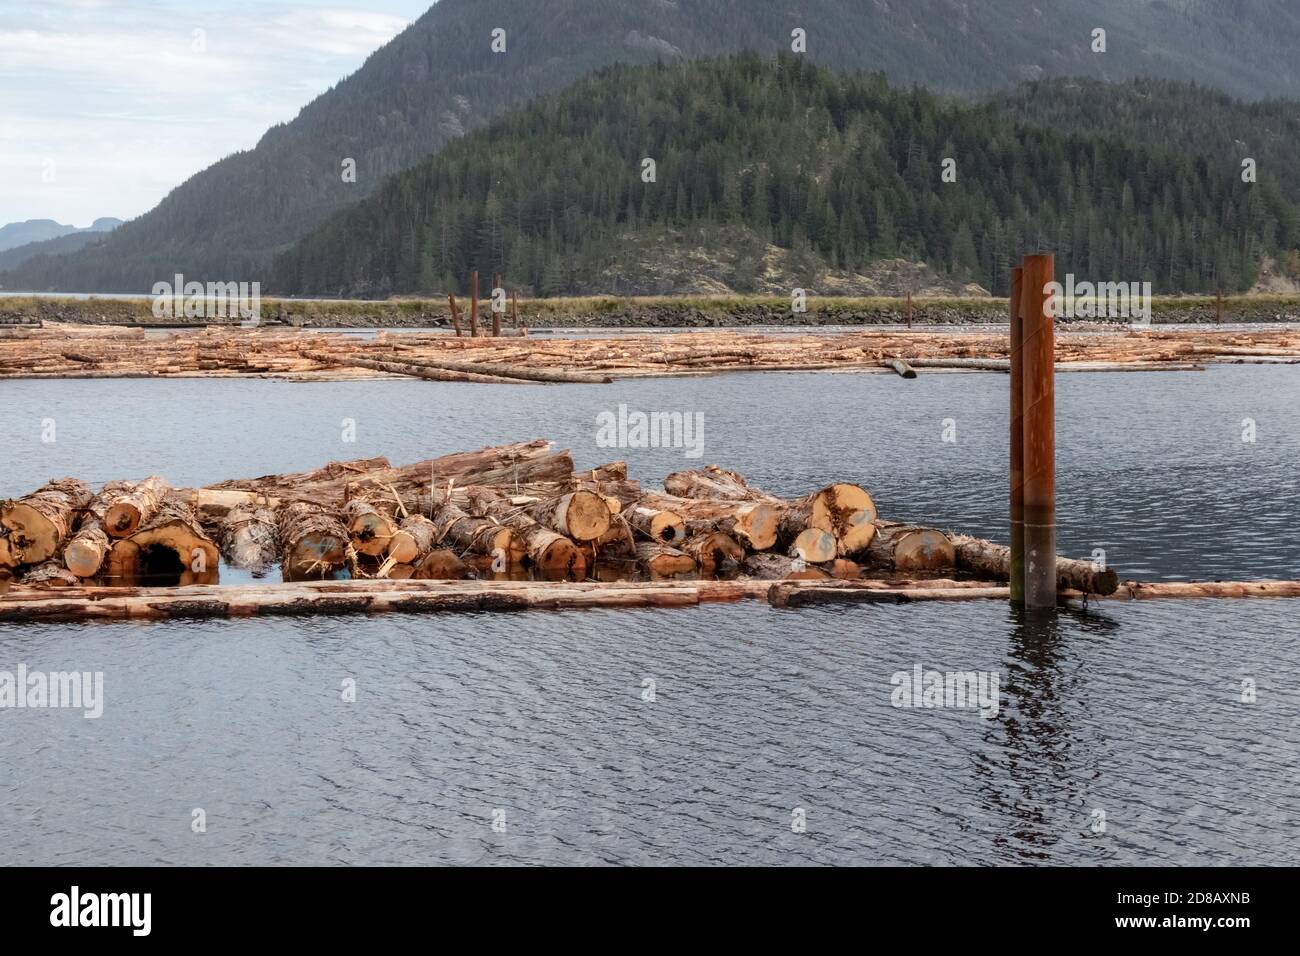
xmin=447 ymin=293 xmax=462 ymax=337
xmin=1008 ymin=266 xmax=1025 ymax=605
xmin=512 ymin=290 xmax=521 ymax=329
xmin=1216 ymin=288 xmax=1224 ymax=325
xmin=1020 ymin=254 xmax=1056 ymax=609
xmin=470 ymin=271 xmax=480 ymax=338
xmin=906 ymin=289 xmax=913 ymax=329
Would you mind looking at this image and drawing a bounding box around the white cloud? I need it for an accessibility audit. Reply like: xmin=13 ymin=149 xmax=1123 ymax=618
xmin=0 ymin=1 xmax=429 ymax=226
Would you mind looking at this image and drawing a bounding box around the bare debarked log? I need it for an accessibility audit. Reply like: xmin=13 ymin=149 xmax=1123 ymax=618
xmin=1 ymin=477 xmax=93 ymax=568
xmin=104 ymin=475 xmax=171 ymax=539
xmin=950 ymin=534 xmax=1118 ymax=595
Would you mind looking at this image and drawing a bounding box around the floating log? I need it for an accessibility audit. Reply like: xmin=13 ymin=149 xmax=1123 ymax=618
xmin=769 ymin=580 xmax=1009 ymax=607
xmin=741 ymin=552 xmax=831 ymax=581
xmin=779 ymin=484 xmax=877 ymax=557
xmin=637 ymin=491 xmax=779 ymax=551
xmin=278 ymin=501 xmax=349 ymax=580
xmin=341 ymin=498 xmax=397 ymax=557
xmin=108 ymin=495 xmax=220 ymax=585
xmin=300 ymin=349 xmax=525 ymax=384
xmin=680 ymin=532 xmax=746 ymax=574
xmin=20 ymin=560 xmax=81 ymax=589
xmin=865 ymin=523 xmax=956 ymax=572
xmin=950 ymin=533 xmax=1118 ymax=595
xmin=526 ymin=489 xmax=612 ymax=542
xmin=634 ymin=541 xmax=696 ymax=577
xmin=883 ymin=358 xmax=917 ymax=378
xmin=0 ymin=477 xmax=92 ymax=567
xmin=431 ymin=498 xmax=524 ymax=566
xmin=345 ymin=440 xmax=573 ymax=505
xmin=412 ymin=549 xmax=472 ymax=580
xmin=63 ymin=480 xmax=132 ymax=578
xmin=104 ymin=475 xmax=170 ymax=538
xmin=368 ymin=352 xmax=611 ymax=385
xmin=463 ymin=487 xmax=586 ymax=578
xmin=626 ymin=505 xmax=686 ymax=544
xmin=386 ymin=514 xmax=438 ymax=564
xmin=220 ymin=504 xmax=277 ymax=574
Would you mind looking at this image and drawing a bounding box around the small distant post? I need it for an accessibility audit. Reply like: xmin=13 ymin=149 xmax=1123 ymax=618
xmin=470 ymin=271 xmax=481 ymax=337
xmin=906 ymin=289 xmax=913 ymax=329
xmin=1216 ymin=288 xmax=1224 ymax=325
xmin=447 ymin=293 xmax=462 ymax=337
xmin=1008 ymin=266 xmax=1026 ymax=605
xmin=1020 ymin=253 xmax=1056 ymax=610
xmin=511 ymin=290 xmax=520 ymax=329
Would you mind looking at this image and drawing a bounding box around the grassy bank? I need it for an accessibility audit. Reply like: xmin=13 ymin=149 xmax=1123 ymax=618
xmin=3 ymin=293 xmax=1300 ymax=328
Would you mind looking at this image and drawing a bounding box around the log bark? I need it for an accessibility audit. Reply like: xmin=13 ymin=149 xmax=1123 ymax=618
xmin=1 ymin=477 xmax=92 ymax=567
xmin=341 ymin=498 xmax=398 ymax=557
xmin=21 ymin=560 xmax=81 ymax=588
xmin=663 ymin=465 xmax=774 ymax=502
xmin=220 ymin=504 xmax=278 ymax=574
xmin=277 ymin=501 xmax=349 ymax=580
xmin=431 ymin=498 xmax=524 ymax=567
xmin=104 ymin=475 xmax=171 ymax=538
xmin=741 ymin=553 xmax=831 ymax=581
xmin=950 ymin=533 xmax=1119 ymax=595
xmin=637 ymin=491 xmax=779 ymax=550
xmin=865 ymin=523 xmax=956 ymax=572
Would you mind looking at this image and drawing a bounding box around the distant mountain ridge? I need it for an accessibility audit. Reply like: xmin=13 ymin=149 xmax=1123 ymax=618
xmin=5 ymin=0 xmax=1300 ymax=292
xmin=0 ymin=217 xmax=120 ymax=254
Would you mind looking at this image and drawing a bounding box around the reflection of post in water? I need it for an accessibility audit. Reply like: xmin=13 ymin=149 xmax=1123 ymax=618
xmin=974 ymin=605 xmax=1120 ymax=862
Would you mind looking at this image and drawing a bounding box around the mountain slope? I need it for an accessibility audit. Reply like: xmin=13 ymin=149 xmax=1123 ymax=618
xmin=6 ymin=0 xmax=1300 ymax=293
xmin=0 ymin=218 xmax=117 ymax=252
xmin=270 ymin=55 xmax=1298 ymax=298
xmin=0 ymin=220 xmax=122 ymax=274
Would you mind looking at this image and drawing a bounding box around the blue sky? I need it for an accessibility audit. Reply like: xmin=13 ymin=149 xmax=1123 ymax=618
xmin=0 ymin=0 xmax=432 ymax=227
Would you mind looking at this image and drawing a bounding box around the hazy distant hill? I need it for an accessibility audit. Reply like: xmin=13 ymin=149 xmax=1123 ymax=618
xmin=6 ymin=0 xmax=1300 ymax=292
xmin=270 ymin=56 xmax=1299 ymax=298
xmin=0 ymin=217 xmax=119 ymax=253
xmin=0 ymin=219 xmax=122 ymax=274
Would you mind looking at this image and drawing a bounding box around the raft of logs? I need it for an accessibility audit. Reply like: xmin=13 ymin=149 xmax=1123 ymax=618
xmin=3 ymin=324 xmax=1299 ymax=382
xmin=3 ymin=439 xmax=1296 ymax=623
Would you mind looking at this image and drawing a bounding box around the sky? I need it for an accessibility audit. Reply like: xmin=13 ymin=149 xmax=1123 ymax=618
xmin=0 ymin=0 xmax=432 ymax=227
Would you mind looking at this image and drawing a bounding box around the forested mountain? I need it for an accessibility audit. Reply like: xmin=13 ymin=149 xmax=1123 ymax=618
xmin=0 ymin=218 xmax=119 ymax=253
xmin=269 ymin=55 xmax=1298 ymax=298
xmin=0 ymin=220 xmax=122 ymax=273
xmin=6 ymin=0 xmax=1300 ymax=293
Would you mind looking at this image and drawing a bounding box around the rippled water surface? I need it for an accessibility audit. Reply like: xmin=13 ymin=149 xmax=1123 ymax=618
xmin=1 ymin=366 xmax=1298 ymax=864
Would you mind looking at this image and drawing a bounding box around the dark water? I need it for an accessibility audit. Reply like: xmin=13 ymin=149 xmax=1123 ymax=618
xmin=2 ymin=366 xmax=1298 ymax=865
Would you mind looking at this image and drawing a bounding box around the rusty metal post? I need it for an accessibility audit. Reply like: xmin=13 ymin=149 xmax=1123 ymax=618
xmin=1020 ymin=254 xmax=1056 ymax=609
xmin=470 ymin=271 xmax=480 ymax=337
xmin=1009 ymin=266 xmax=1026 ymax=605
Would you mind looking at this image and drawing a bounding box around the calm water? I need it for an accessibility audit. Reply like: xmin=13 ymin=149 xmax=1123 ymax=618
xmin=1 ymin=366 xmax=1298 ymax=865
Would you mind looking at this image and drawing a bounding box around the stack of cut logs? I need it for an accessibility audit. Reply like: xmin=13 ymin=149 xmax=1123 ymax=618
xmin=0 ymin=440 xmax=1119 ymax=595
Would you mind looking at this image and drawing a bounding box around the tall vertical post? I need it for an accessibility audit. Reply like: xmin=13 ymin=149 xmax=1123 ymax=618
xmin=470 ymin=271 xmax=480 ymax=338
xmin=447 ymin=293 xmax=462 ymax=337
xmin=1008 ymin=266 xmax=1026 ymax=605
xmin=1020 ymin=254 xmax=1056 ymax=609
xmin=906 ymin=289 xmax=913 ymax=328
xmin=512 ymin=290 xmax=520 ymax=329
xmin=1216 ymin=288 xmax=1224 ymax=325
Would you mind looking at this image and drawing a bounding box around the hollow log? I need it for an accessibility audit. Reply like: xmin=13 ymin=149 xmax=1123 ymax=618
xmin=0 ymin=477 xmax=92 ymax=567
xmin=220 ymin=504 xmax=278 ymax=573
xmin=342 ymin=498 xmax=397 ymax=557
xmin=277 ymin=501 xmax=349 ymax=580
xmin=108 ymin=495 xmax=220 ymax=585
xmin=634 ymin=541 xmax=696 ymax=578
xmin=412 ymin=549 xmax=472 ymax=580
xmin=680 ymin=533 xmax=745 ymax=574
xmin=386 ymin=514 xmax=437 ymax=564
xmin=104 ymin=475 xmax=171 ymax=538
xmin=627 ymin=505 xmax=685 ymax=545
xmin=950 ymin=534 xmax=1119 ymax=595
xmin=865 ymin=523 xmax=956 ymax=572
